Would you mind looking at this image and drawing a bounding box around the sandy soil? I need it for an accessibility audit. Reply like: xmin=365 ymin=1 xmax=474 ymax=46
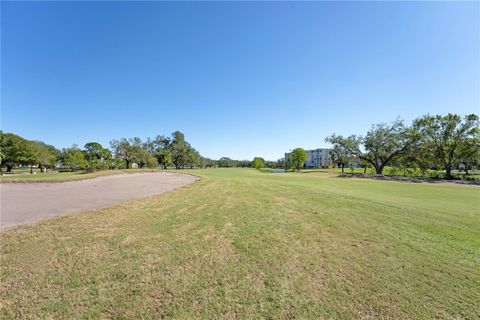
xmin=0 ymin=172 xmax=198 ymax=230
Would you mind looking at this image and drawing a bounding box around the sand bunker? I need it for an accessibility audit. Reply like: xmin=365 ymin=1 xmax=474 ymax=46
xmin=0 ymin=172 xmax=198 ymax=229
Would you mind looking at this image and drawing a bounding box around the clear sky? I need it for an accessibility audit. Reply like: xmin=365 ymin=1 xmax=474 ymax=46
xmin=2 ymin=1 xmax=479 ymax=160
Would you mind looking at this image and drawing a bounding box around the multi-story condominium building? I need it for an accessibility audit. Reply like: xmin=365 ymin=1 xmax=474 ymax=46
xmin=304 ymin=148 xmax=332 ymax=168
xmin=285 ymin=148 xmax=332 ymax=169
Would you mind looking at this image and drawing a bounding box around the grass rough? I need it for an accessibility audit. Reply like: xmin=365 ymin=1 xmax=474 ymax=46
xmin=1 ymin=169 xmax=479 ymax=319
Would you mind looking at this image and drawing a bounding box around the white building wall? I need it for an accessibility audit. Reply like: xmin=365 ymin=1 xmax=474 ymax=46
xmin=304 ymin=148 xmax=332 ymax=168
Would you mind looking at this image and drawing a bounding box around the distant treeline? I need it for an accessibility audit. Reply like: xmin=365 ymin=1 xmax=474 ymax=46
xmin=0 ymin=130 xmax=282 ymax=173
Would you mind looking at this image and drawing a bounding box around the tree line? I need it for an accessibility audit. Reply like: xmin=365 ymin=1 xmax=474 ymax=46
xmin=0 ymin=131 xmax=209 ymax=172
xmin=326 ymin=113 xmax=479 ymax=179
xmin=0 ymin=130 xmax=283 ymax=173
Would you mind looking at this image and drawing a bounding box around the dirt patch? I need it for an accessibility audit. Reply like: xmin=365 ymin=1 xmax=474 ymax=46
xmin=0 ymin=172 xmax=199 ymax=229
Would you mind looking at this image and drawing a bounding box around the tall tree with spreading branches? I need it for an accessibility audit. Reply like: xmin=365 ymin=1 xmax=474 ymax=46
xmin=326 ymin=119 xmax=419 ymax=175
xmin=413 ymin=113 xmax=479 ymax=179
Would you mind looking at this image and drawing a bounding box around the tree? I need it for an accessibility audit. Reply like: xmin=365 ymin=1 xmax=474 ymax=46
xmin=0 ymin=132 xmax=34 ymax=172
xmin=360 ymin=160 xmax=370 ymax=174
xmin=156 ymin=149 xmax=172 ymax=169
xmin=110 ymin=133 xmax=201 ymax=170
xmin=136 ymin=148 xmax=157 ymax=168
xmin=186 ymin=148 xmax=201 ymax=168
xmin=202 ymin=157 xmax=217 ymax=168
xmin=110 ymin=138 xmax=134 ymax=169
xmin=29 ymin=141 xmax=57 ymax=173
xmin=329 ymin=145 xmax=350 ymax=173
xmin=100 ymin=148 xmax=113 ymax=169
xmin=0 ymin=133 xmax=59 ymax=173
xmin=128 ymin=137 xmax=149 ymax=168
xmin=110 ymin=157 xmax=127 ymax=169
xmin=326 ymin=119 xmax=418 ymax=175
xmin=63 ymin=146 xmax=87 ymax=171
xmin=83 ymin=142 xmax=110 ymax=171
xmin=23 ymin=141 xmax=38 ymax=174
xmin=170 ymin=131 xmax=191 ymax=169
xmin=145 ymin=135 xmax=172 ymax=169
xmin=457 ymin=136 xmax=480 ymax=175
xmin=218 ymin=157 xmax=235 ymax=168
xmin=289 ymin=148 xmax=307 ymax=171
xmin=241 ymin=160 xmax=253 ymax=167
xmin=414 ymin=114 xmax=479 ymax=179
xmin=153 ymin=135 xmax=171 ymax=151
xmin=252 ymin=157 xmax=265 ymax=170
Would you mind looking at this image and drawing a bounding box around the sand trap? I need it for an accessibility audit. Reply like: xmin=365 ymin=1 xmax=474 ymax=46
xmin=0 ymin=172 xmax=198 ymax=229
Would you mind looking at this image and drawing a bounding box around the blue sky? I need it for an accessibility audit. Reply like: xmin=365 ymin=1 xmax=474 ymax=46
xmin=2 ymin=1 xmax=479 ymax=160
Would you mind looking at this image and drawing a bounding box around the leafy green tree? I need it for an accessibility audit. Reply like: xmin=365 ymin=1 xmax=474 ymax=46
xmin=289 ymin=148 xmax=307 ymax=171
xmin=29 ymin=141 xmax=58 ymax=173
xmin=153 ymin=135 xmax=171 ymax=150
xmin=329 ymin=145 xmax=350 ymax=173
xmin=23 ymin=141 xmax=39 ymax=174
xmin=83 ymin=142 xmax=111 ymax=171
xmin=457 ymin=136 xmax=480 ymax=175
xmin=170 ymin=131 xmax=190 ymax=169
xmin=202 ymin=157 xmax=217 ymax=168
xmin=64 ymin=146 xmax=87 ymax=171
xmin=187 ymin=148 xmax=201 ymax=168
xmin=238 ymin=160 xmax=252 ymax=168
xmin=276 ymin=158 xmax=286 ymax=169
xmin=110 ymin=157 xmax=127 ymax=169
xmin=128 ymin=137 xmax=148 ymax=168
xmin=83 ymin=142 xmax=103 ymax=161
xmin=0 ymin=132 xmax=34 ymax=172
xmin=136 ymin=148 xmax=158 ymax=168
xmin=110 ymin=138 xmax=135 ymax=169
xmin=218 ymin=157 xmax=236 ymax=168
xmin=112 ymin=134 xmax=196 ymax=170
xmin=147 ymin=132 xmax=203 ymax=169
xmin=326 ymin=119 xmax=418 ymax=175
xmin=100 ymin=148 xmax=113 ymax=169
xmin=252 ymin=157 xmax=264 ymax=170
xmin=156 ymin=149 xmax=172 ymax=169
xmin=264 ymin=160 xmax=282 ymax=168
xmin=414 ymin=114 xmax=479 ymax=179
xmin=148 ymin=135 xmax=171 ymax=169
xmin=197 ymin=156 xmax=214 ymax=169
xmin=387 ymin=136 xmax=431 ymax=177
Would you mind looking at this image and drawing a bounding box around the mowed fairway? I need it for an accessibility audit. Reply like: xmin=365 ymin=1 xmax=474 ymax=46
xmin=1 ymin=169 xmax=479 ymax=319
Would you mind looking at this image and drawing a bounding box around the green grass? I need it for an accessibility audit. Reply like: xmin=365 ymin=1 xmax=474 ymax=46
xmin=0 ymin=169 xmax=161 ymax=183
xmin=1 ymin=169 xmax=479 ymax=319
xmin=300 ymin=167 xmax=480 ymax=180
